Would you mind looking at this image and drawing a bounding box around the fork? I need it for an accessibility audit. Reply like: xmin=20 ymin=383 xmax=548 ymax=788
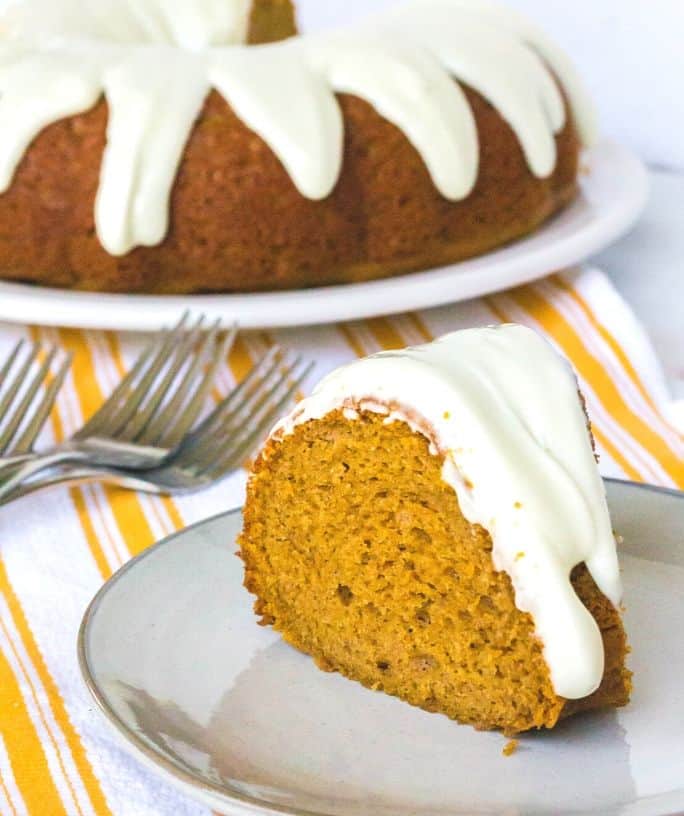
xmin=0 ymin=314 xmax=236 ymax=500
xmin=0 ymin=349 xmax=313 ymax=504
xmin=0 ymin=339 xmax=72 ymax=460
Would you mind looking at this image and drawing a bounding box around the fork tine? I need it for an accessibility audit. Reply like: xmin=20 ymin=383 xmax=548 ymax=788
xmin=153 ymin=323 xmax=238 ymax=449
xmin=11 ymin=352 xmax=73 ymax=454
xmin=0 ymin=339 xmax=24 ymax=386
xmin=202 ymin=361 xmax=313 ymax=478
xmin=187 ymin=351 xmax=299 ymax=462
xmin=139 ymin=317 xmax=220 ymax=446
xmin=0 ymin=346 xmax=56 ymax=454
xmin=76 ymin=340 xmax=159 ymax=437
xmin=0 ymin=342 xmax=40 ymax=439
xmin=75 ymin=335 xmax=164 ymax=437
xmin=78 ymin=311 xmax=192 ymax=439
xmin=117 ymin=314 xmax=207 ymax=442
xmin=184 ymin=344 xmax=282 ymax=445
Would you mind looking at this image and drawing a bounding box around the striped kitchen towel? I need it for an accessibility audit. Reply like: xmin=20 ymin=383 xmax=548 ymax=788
xmin=0 ymin=265 xmax=682 ymax=816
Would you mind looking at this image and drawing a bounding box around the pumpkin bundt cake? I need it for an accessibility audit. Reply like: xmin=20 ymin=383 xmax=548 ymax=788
xmin=0 ymin=0 xmax=592 ymax=293
xmin=239 ymin=325 xmax=631 ymax=734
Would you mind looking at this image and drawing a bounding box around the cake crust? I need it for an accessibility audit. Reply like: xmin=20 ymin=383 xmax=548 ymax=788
xmin=239 ymin=410 xmax=631 ymax=735
xmin=0 ymin=83 xmax=579 ymax=294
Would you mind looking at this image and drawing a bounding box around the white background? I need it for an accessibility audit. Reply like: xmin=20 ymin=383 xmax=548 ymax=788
xmin=297 ymin=0 xmax=684 ymax=171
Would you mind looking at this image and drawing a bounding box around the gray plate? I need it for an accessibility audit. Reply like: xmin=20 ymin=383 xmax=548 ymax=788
xmin=79 ymin=479 xmax=684 ymax=816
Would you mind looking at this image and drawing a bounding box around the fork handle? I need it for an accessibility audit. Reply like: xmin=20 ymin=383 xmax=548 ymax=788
xmin=0 ymin=466 xmax=165 ymax=505
xmin=0 ymin=449 xmax=90 ymax=502
xmin=0 ymin=453 xmax=34 ymax=471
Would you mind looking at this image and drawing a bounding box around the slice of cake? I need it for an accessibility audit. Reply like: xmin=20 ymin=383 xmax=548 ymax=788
xmin=238 ymin=324 xmax=631 ymax=734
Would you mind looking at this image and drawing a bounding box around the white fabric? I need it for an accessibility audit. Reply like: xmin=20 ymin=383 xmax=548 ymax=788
xmin=0 ymin=265 xmax=681 ymax=816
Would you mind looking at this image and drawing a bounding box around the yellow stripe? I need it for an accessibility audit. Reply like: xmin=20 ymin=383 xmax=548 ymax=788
xmin=29 ymin=327 xmax=112 ymax=581
xmin=588 ymin=426 xmax=644 ymax=483
xmin=366 ymin=317 xmax=405 ymax=351
xmin=339 ymin=325 xmax=367 ymax=358
xmin=0 ymin=614 xmax=85 ymax=816
xmin=227 ymin=334 xmax=260 ymax=470
xmin=0 ymin=758 xmax=19 ymax=816
xmin=553 ymin=274 xmax=684 ymax=434
xmin=502 ymin=286 xmax=683 ymax=486
xmin=58 ymin=328 xmax=157 ymax=559
xmin=71 ymin=490 xmax=113 ymax=581
xmin=486 ymin=299 xmax=645 ymax=482
xmin=161 ymin=496 xmax=185 ymax=531
xmin=407 ymin=313 xmax=434 ymax=343
xmin=484 ymin=299 xmax=509 ymax=327
xmin=106 ymin=332 xmax=188 ymax=536
xmin=0 ymin=561 xmax=112 ymax=816
xmin=0 ymin=643 xmax=66 ymax=815
xmin=102 ymin=332 xmax=122 ymax=378
xmin=229 ymin=334 xmax=255 ymax=383
xmin=28 ymin=326 xmax=68 ymax=446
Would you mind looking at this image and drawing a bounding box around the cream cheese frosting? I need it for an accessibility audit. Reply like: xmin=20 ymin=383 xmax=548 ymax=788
xmin=271 ymin=324 xmax=622 ymax=700
xmin=0 ymin=0 xmax=595 ymax=255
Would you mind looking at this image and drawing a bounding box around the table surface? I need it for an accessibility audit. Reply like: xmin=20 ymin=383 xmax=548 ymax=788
xmin=596 ymin=169 xmax=683 ymax=404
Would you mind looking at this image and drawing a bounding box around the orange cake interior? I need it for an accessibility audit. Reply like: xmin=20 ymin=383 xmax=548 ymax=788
xmin=240 ymin=411 xmax=630 ymax=734
xmin=239 ymin=326 xmax=631 ymax=734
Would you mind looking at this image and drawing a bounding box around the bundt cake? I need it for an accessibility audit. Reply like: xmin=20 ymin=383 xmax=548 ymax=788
xmin=239 ymin=325 xmax=631 ymax=734
xmin=0 ymin=0 xmax=593 ymax=293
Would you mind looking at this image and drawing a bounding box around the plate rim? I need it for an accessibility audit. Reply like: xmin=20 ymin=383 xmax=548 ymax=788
xmin=77 ymin=506 xmax=299 ymax=816
xmin=2 ymin=139 xmax=648 ymax=332
xmin=78 ymin=478 xmax=684 ymax=816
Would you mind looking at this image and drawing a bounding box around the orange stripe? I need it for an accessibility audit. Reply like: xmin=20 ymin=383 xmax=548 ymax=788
xmin=407 ymin=313 xmax=434 ymax=343
xmin=339 ymin=325 xmax=367 ymax=358
xmin=103 ymin=331 xmax=125 ymax=379
xmin=107 ymin=333 xmax=188 ymax=535
xmin=228 ymin=334 xmax=255 ymax=383
xmin=0 ymin=645 xmax=65 ymax=815
xmin=28 ymin=327 xmax=69 ymax=446
xmin=506 ymin=286 xmax=683 ymax=486
xmin=485 ymin=299 xmax=510 ymax=327
xmin=0 ymin=760 xmax=18 ymax=816
xmin=0 ymin=561 xmax=112 ymax=815
xmin=70 ymin=489 xmax=113 ymax=581
xmin=99 ymin=488 xmax=155 ymax=562
xmin=366 ymin=318 xmax=405 ymax=351
xmin=227 ymin=334 xmax=260 ymax=470
xmin=587 ymin=427 xmax=643 ymax=482
xmin=487 ymin=297 xmax=644 ymax=482
xmin=161 ymin=496 xmax=185 ymax=531
xmin=29 ymin=327 xmax=112 ymax=581
xmin=553 ymin=274 xmax=683 ymax=433
xmin=58 ymin=329 xmax=157 ymax=558
xmin=0 ymin=614 xmax=85 ymax=816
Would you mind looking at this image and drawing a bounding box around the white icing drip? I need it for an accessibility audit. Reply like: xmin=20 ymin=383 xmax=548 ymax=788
xmin=271 ymin=325 xmax=622 ymax=700
xmin=210 ymin=42 xmax=344 ymax=200
xmin=96 ymin=48 xmax=209 ymax=253
xmin=371 ymin=4 xmax=566 ymax=177
xmin=0 ymin=0 xmax=595 ymax=255
xmin=2 ymin=0 xmax=253 ymax=49
xmin=311 ymin=35 xmax=480 ymax=199
xmin=0 ymin=49 xmax=101 ymax=191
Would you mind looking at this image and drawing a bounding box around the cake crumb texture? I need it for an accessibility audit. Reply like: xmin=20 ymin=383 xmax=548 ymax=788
xmin=239 ymin=411 xmax=631 ymax=734
xmin=502 ymin=739 xmax=519 ymax=757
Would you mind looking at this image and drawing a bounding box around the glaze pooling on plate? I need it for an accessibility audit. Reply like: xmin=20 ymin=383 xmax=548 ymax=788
xmin=0 ymin=0 xmax=594 ymax=255
xmin=272 ymin=324 xmax=622 ymax=700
